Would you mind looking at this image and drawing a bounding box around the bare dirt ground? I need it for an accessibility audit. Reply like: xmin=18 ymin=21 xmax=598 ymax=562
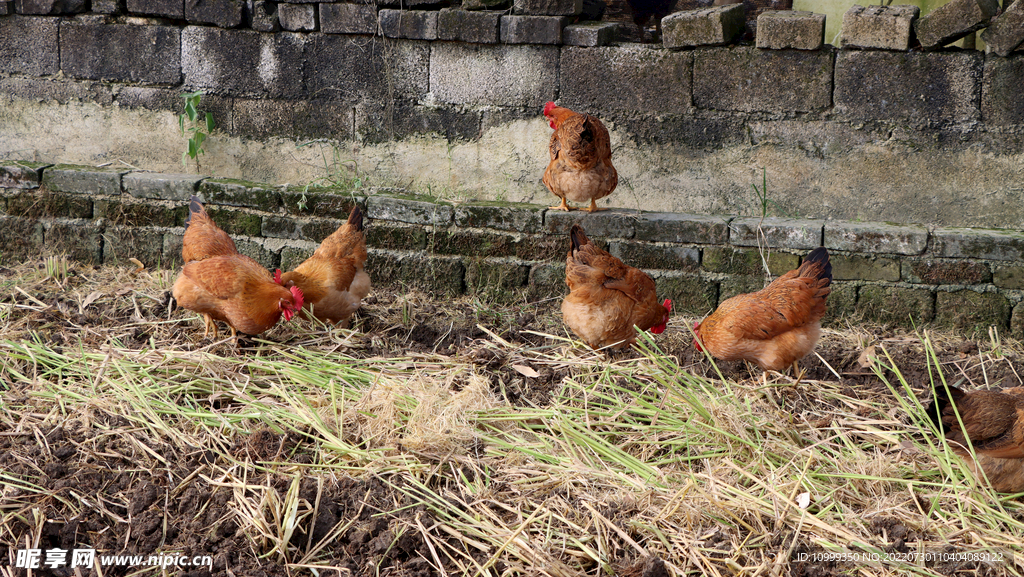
xmin=1 ymin=257 xmax=1022 ymax=577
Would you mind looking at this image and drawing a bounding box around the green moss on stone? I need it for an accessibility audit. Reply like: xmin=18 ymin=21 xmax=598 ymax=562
xmin=857 ymin=286 xmax=934 ymax=328
xmin=935 ymin=291 xmax=1010 ymax=333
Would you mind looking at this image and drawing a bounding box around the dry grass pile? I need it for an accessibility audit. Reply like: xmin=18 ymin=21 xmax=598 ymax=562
xmin=0 ymin=257 xmax=1023 ymax=576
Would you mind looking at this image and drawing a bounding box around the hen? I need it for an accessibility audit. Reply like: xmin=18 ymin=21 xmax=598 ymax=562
xmin=694 ymin=247 xmax=832 ymax=372
xmin=542 ymin=102 xmax=617 ymax=213
xmin=562 ymin=224 xmax=671 ymax=350
xmin=172 ymin=197 xmax=304 ymax=338
xmin=279 ymin=206 xmax=371 ymax=327
xmin=928 ymin=385 xmax=1024 ymax=493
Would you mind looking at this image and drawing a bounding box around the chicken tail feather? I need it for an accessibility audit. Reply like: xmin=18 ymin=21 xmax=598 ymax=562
xmin=569 ymin=224 xmax=590 ymax=253
xmin=800 ymin=247 xmax=833 ymax=285
xmin=185 ymin=195 xmax=205 ymax=232
xmin=347 ymin=205 xmax=364 ymax=232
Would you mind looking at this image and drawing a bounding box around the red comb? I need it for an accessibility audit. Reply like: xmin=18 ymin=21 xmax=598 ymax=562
xmin=290 ymin=285 xmax=304 ymax=310
xmin=663 ymin=299 xmax=672 ymax=312
xmin=543 ymin=101 xmax=556 ymax=116
xmin=274 ymin=269 xmax=282 ymax=284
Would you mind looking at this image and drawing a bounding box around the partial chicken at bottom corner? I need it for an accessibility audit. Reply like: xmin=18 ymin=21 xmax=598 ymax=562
xmin=693 ymin=246 xmax=832 ymax=374
xmin=561 ymin=223 xmax=671 ymax=350
xmin=927 ymin=384 xmax=1024 ymax=493
xmin=279 ymin=205 xmax=371 ymax=329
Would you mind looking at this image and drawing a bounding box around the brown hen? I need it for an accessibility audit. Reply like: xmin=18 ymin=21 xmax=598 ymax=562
xmin=542 ymin=102 xmax=617 ymax=213
xmin=562 ymin=224 xmax=671 ymax=350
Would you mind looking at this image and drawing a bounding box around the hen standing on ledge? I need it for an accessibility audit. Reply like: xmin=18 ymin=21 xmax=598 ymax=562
xmin=542 ymin=102 xmax=618 ymax=213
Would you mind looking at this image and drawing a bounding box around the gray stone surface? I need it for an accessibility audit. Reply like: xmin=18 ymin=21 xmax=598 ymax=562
xmin=123 ymin=172 xmax=204 ymax=201
xmin=831 ymin=254 xmax=900 ymax=281
xmin=0 ymin=1 xmax=10 ymax=14
xmin=730 ymin=217 xmax=824 ymax=249
xmin=834 ymin=51 xmax=982 ymax=123
xmin=92 ymin=0 xmax=122 ymax=13
xmin=431 ymin=43 xmax=558 ymax=106
xmin=662 ymin=4 xmax=745 ymax=49
xmin=693 ymin=47 xmax=833 ymax=113
xmin=544 ymin=210 xmax=635 ymax=239
xmin=59 ymin=22 xmax=181 ymax=84
xmin=609 ymin=242 xmax=699 ymax=272
xmin=198 ymin=178 xmax=281 ymax=209
xmin=127 ymin=0 xmax=182 ymax=18
xmin=279 ymin=2 xmax=317 ymax=31
xmin=915 ymin=0 xmax=998 ymax=50
xmin=635 ymin=212 xmax=729 ymax=244
xmin=755 ymin=10 xmax=824 ymax=50
xmin=500 ymin=15 xmax=565 ymax=44
xmin=320 ymin=3 xmax=376 ymax=34
xmin=824 ymin=221 xmax=928 ymax=255
xmin=355 ymin=102 xmax=480 ymax=143
xmin=250 ymin=0 xmax=280 ymax=32
xmin=102 ymin=226 xmax=167 ymax=267
xmin=186 ymin=0 xmax=243 ymax=27
xmin=512 ymin=0 xmax=580 ymax=16
xmin=437 ymin=9 xmax=501 ymax=43
xmin=182 ymin=27 xmax=304 ymax=98
xmin=560 ymin=46 xmax=691 ymax=114
xmin=14 ymin=0 xmax=85 ymax=13
xmin=463 ymin=0 xmax=509 ymax=9
xmin=43 ymin=164 xmax=127 ymax=196
xmin=981 ymin=0 xmax=1024 ymax=57
xmin=933 ymin=227 xmax=1024 ymax=261
xmin=453 ymin=202 xmax=545 ymax=232
xmin=0 ymin=16 xmax=59 ymax=76
xmin=562 ymin=22 xmax=618 ymax=46
xmin=234 ymin=98 xmax=354 ymax=140
xmin=43 ymin=218 xmax=103 ymax=264
xmin=379 ymin=9 xmax=438 ymax=39
xmin=0 ymin=216 xmax=44 ymax=263
xmin=366 ymin=195 xmax=454 ymax=226
xmin=306 ymin=36 xmax=428 ymax=103
xmin=984 ymin=55 xmax=1024 ymax=125
xmin=0 ymin=161 xmax=49 ymax=189
xmin=839 ymin=4 xmax=919 ymax=50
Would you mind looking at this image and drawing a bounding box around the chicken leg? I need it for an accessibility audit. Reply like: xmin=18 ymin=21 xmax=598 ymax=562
xmin=586 ymin=199 xmax=607 ymax=213
xmin=549 ymin=197 xmax=572 ymax=211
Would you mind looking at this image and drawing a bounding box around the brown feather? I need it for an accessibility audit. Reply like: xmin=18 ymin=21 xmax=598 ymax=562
xmin=182 ymin=195 xmax=237 ymax=263
xmin=543 ymin=106 xmax=617 ymax=210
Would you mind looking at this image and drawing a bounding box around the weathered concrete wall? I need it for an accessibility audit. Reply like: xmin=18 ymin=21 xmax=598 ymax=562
xmin=4 ymin=161 xmax=1024 ymax=335
xmin=1 ymin=7 xmax=1024 ymax=229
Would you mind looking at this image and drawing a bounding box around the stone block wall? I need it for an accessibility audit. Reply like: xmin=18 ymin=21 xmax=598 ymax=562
xmin=4 ymin=161 xmax=1024 ymax=336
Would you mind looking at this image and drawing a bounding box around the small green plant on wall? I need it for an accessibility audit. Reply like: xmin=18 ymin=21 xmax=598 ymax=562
xmin=179 ymin=91 xmax=215 ymax=173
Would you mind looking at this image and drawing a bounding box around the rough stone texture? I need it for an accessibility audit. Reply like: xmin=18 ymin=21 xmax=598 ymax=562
xmin=182 ymin=27 xmax=304 ymax=99
xmin=433 ymin=230 xmax=516 ymax=257
xmin=933 ymin=227 xmax=1024 ymax=261
xmin=662 ymin=4 xmax=746 ymax=49
xmin=59 ymin=22 xmax=181 ymax=84
xmin=123 ymin=173 xmax=204 ymax=202
xmin=7 ymin=191 xmax=92 ymax=219
xmin=563 ymin=22 xmax=618 ymax=46
xmin=320 ymin=3 xmax=376 ymax=34
xmin=936 ymin=290 xmax=1009 ymax=332
xmin=186 ymin=0 xmax=243 ymax=27
xmin=980 ymin=0 xmax=1024 ymax=57
xmin=465 ymin=260 xmax=530 ymax=302
xmin=233 ymin=98 xmax=354 ymax=140
xmin=95 ymin=198 xmax=186 ymax=227
xmin=654 ymin=273 xmax=717 ymax=316
xmin=279 ymin=3 xmax=317 ymax=31
xmin=307 ymin=36 xmax=428 ymax=103
xmin=0 ymin=1 xmax=10 ymax=14
xmin=608 ymin=242 xmax=699 ymax=272
xmin=204 ymin=206 xmax=262 ymax=237
xmin=43 ymin=219 xmax=102 ymax=264
xmin=366 ymin=195 xmax=453 ymax=226
xmin=102 ymin=226 xmax=166 ymax=268
xmin=367 ymin=250 xmax=465 ymax=296
xmin=983 ymin=55 xmax=1024 ymax=126
xmin=755 ymin=11 xmax=824 ymax=50
xmin=857 ymin=286 xmax=935 ymax=327
xmin=437 ymin=9 xmax=501 ymax=43
xmin=702 ymin=247 xmax=800 ymax=277
xmin=527 ymin=262 xmax=565 ymax=299
xmin=366 ymin=222 xmax=427 ymax=251
xmin=500 ymin=15 xmax=565 ymax=44
xmin=127 ymin=0 xmax=182 ymax=18
xmin=693 ymin=47 xmax=833 ymax=113
xmin=431 ymin=43 xmax=558 ymax=106
xmin=454 ymin=202 xmax=544 ymax=233
xmin=634 ymin=213 xmax=729 ymax=244
xmin=512 ymin=0 xmax=580 ymax=16
xmin=0 ymin=161 xmax=49 ymax=189
xmin=718 ymin=275 xmax=769 ymax=303
xmin=92 ymin=0 xmax=123 ymax=14
xmin=280 ymin=243 xmax=316 ymax=271
xmin=839 ymin=4 xmax=919 ymax=50
xmin=544 ymin=210 xmax=635 ymax=239
xmin=831 ymin=254 xmax=900 ymax=282
xmin=379 ymin=9 xmax=437 ymax=40
xmin=915 ymin=0 xmax=998 ymax=50
xmin=0 ymin=16 xmax=59 ymax=76
xmin=1012 ymin=303 xmax=1024 ymax=338
xmin=729 ymin=217 xmax=824 ymax=250
xmin=834 ymin=51 xmax=982 ymax=123
xmin=235 ymin=238 xmax=279 ymax=270
xmin=560 ymin=46 xmax=692 ymax=114
xmin=0 ymin=216 xmax=44 ymax=263
xmin=250 ymin=0 xmax=280 ymax=32
xmin=355 ymin=101 xmax=480 ymax=143
xmin=14 ymin=0 xmax=85 ymax=13
xmin=463 ymin=0 xmax=509 ymax=10
xmin=822 ymin=282 xmax=857 ymax=326
xmin=902 ymin=259 xmax=992 ymax=285
xmin=43 ymin=165 xmax=126 ymax=196
xmin=824 ymin=221 xmax=928 ymax=255
xmin=994 ymin=265 xmax=1024 ymax=290
xmin=280 ymin=190 xmax=362 ymax=219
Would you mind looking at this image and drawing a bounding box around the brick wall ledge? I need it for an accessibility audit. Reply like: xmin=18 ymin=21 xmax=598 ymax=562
xmin=3 ymin=161 xmax=1024 ymax=336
